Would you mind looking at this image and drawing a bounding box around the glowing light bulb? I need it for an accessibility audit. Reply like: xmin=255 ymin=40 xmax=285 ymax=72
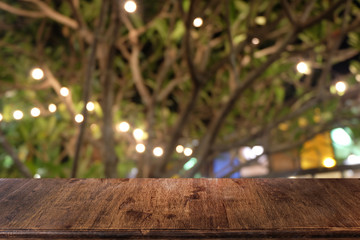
xmin=252 ymin=145 xmax=264 ymax=156
xmin=322 ymin=157 xmax=336 ymax=168
xmin=193 ymin=17 xmax=203 ymax=27
xmin=48 ymin=104 xmax=57 ymax=113
xmin=255 ymin=16 xmax=266 ymax=25
xmin=60 ymin=87 xmax=69 ymax=97
xmin=30 ymin=107 xmax=41 ymax=117
xmin=136 ymin=143 xmax=145 ymax=153
xmin=153 ymin=147 xmax=163 ymax=157
xmin=133 ymin=128 xmax=144 ymax=140
xmin=13 ymin=110 xmax=23 ymax=120
xmin=124 ymin=0 xmax=136 ymax=13
xmin=0 ymin=113 xmax=2 ymax=122
xmin=117 ymin=121 xmax=130 ymax=132
xmin=176 ymin=145 xmax=184 ymax=153
xmin=31 ymin=68 xmax=44 ymax=80
xmin=75 ymin=114 xmax=84 ymax=123
xmin=86 ymin=101 xmax=95 ymax=111
xmin=296 ymin=61 xmax=310 ymax=74
xmin=335 ymin=81 xmax=347 ymax=95
xmin=356 ymin=74 xmax=360 ymax=82
xmin=252 ymin=38 xmax=260 ymax=45
xmin=184 ymin=147 xmax=193 ymax=156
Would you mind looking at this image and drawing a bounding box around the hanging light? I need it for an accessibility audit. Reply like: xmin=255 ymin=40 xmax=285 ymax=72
xmin=176 ymin=145 xmax=184 ymax=153
xmin=153 ymin=147 xmax=164 ymax=157
xmin=13 ymin=110 xmax=23 ymax=120
xmin=296 ymin=61 xmax=310 ymax=74
xmin=60 ymin=87 xmax=69 ymax=97
xmin=117 ymin=121 xmax=130 ymax=132
xmin=86 ymin=102 xmax=95 ymax=111
xmin=75 ymin=114 xmax=84 ymax=123
xmin=0 ymin=113 xmax=3 ymax=122
xmin=193 ymin=17 xmax=203 ymax=27
xmin=31 ymin=68 xmax=44 ymax=80
xmin=135 ymin=143 xmax=145 ymax=153
xmin=124 ymin=0 xmax=137 ymax=13
xmin=48 ymin=104 xmax=57 ymax=113
xmin=322 ymin=157 xmax=336 ymax=168
xmin=251 ymin=38 xmax=260 ymax=45
xmin=335 ymin=81 xmax=347 ymax=95
xmin=30 ymin=107 xmax=41 ymax=117
xmin=133 ymin=128 xmax=144 ymax=140
xmin=184 ymin=147 xmax=193 ymax=156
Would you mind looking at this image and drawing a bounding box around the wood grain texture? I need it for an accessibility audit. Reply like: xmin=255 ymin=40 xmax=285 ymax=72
xmin=0 ymin=178 xmax=359 ymax=239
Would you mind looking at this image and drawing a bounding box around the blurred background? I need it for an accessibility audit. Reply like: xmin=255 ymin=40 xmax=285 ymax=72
xmin=1 ymin=0 xmax=360 ymax=178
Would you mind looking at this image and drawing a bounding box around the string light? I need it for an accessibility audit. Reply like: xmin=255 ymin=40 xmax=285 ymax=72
xmin=296 ymin=61 xmax=310 ymax=74
xmin=153 ymin=147 xmax=164 ymax=157
xmin=117 ymin=121 xmax=130 ymax=132
xmin=60 ymin=87 xmax=69 ymax=97
xmin=133 ymin=128 xmax=144 ymax=140
xmin=335 ymin=81 xmax=347 ymax=95
xmin=13 ymin=110 xmax=23 ymax=120
xmin=33 ymin=173 xmax=41 ymax=178
xmin=124 ymin=0 xmax=137 ymax=13
xmin=322 ymin=157 xmax=336 ymax=168
xmin=176 ymin=145 xmax=184 ymax=153
xmin=75 ymin=114 xmax=84 ymax=123
xmin=184 ymin=147 xmax=193 ymax=156
xmin=31 ymin=68 xmax=44 ymax=80
xmin=356 ymin=74 xmax=360 ymax=82
xmin=86 ymin=101 xmax=95 ymax=111
xmin=48 ymin=104 xmax=57 ymax=113
xmin=135 ymin=143 xmax=145 ymax=153
xmin=30 ymin=107 xmax=41 ymax=117
xmin=255 ymin=16 xmax=266 ymax=25
xmin=251 ymin=38 xmax=260 ymax=45
xmin=0 ymin=113 xmax=2 ymax=122
xmin=193 ymin=17 xmax=203 ymax=27
xmin=252 ymin=146 xmax=264 ymax=156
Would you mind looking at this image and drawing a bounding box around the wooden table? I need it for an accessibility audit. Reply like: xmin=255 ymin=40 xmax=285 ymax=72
xmin=0 ymin=178 xmax=359 ymax=239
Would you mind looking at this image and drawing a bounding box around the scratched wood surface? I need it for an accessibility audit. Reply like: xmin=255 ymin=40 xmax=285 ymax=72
xmin=0 ymin=178 xmax=359 ymax=239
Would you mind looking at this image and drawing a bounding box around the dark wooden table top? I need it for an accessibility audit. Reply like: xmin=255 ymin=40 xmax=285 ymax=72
xmin=0 ymin=178 xmax=359 ymax=239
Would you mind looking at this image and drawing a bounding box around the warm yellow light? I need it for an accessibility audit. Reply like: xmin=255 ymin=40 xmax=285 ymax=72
xmin=296 ymin=61 xmax=310 ymax=74
xmin=60 ymin=87 xmax=69 ymax=97
xmin=48 ymin=104 xmax=57 ymax=113
xmin=356 ymin=74 xmax=360 ymax=82
xmin=184 ymin=147 xmax=193 ymax=156
xmin=255 ymin=16 xmax=266 ymax=25
xmin=193 ymin=17 xmax=203 ymax=27
xmin=30 ymin=107 xmax=41 ymax=117
xmin=252 ymin=38 xmax=260 ymax=45
xmin=153 ymin=147 xmax=163 ymax=157
xmin=86 ymin=101 xmax=95 ymax=111
xmin=322 ymin=157 xmax=336 ymax=168
xmin=0 ymin=113 xmax=3 ymax=122
xmin=176 ymin=145 xmax=184 ymax=153
xmin=335 ymin=81 xmax=347 ymax=95
xmin=124 ymin=0 xmax=136 ymax=13
xmin=13 ymin=110 xmax=23 ymax=120
xmin=31 ymin=68 xmax=44 ymax=80
xmin=75 ymin=114 xmax=84 ymax=123
xmin=135 ymin=143 xmax=145 ymax=153
xmin=133 ymin=128 xmax=144 ymax=140
xmin=117 ymin=121 xmax=130 ymax=132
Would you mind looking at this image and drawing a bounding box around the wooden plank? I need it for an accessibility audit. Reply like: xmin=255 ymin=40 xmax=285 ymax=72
xmin=0 ymin=178 xmax=359 ymax=239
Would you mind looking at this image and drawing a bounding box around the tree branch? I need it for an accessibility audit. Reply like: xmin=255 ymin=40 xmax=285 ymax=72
xmin=71 ymin=0 xmax=109 ymax=178
xmin=0 ymin=1 xmax=45 ymax=18
xmin=0 ymin=129 xmax=32 ymax=178
xmin=23 ymin=0 xmax=78 ymax=29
